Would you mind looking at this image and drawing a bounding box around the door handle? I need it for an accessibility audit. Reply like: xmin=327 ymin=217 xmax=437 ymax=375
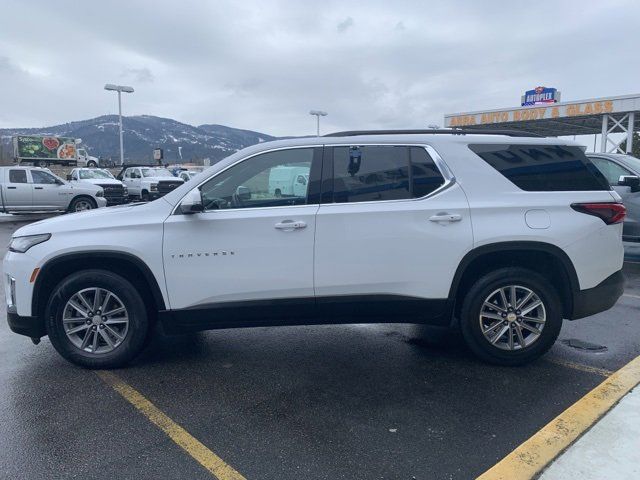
xmin=7 ymin=186 xmax=16 ymax=189
xmin=34 ymin=187 xmax=43 ymax=190
xmin=275 ymin=220 xmax=307 ymax=230
xmin=429 ymin=213 xmax=462 ymax=223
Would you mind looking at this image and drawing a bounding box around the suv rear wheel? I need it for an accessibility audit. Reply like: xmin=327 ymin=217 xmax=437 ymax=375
xmin=45 ymin=270 xmax=150 ymax=368
xmin=459 ymin=267 xmax=562 ymax=366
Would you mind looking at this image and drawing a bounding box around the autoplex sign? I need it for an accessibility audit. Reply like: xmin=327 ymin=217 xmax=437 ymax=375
xmin=521 ymin=86 xmax=560 ymax=106
xmin=445 ymin=99 xmax=616 ymax=127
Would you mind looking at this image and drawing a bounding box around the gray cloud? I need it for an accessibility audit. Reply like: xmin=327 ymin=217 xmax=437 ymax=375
xmin=122 ymin=67 xmax=154 ymax=83
xmin=337 ymin=17 xmax=354 ymax=33
xmin=1 ymin=0 xmax=639 ymax=137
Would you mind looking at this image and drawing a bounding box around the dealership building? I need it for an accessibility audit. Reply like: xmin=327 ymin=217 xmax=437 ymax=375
xmin=444 ymin=88 xmax=639 ymax=154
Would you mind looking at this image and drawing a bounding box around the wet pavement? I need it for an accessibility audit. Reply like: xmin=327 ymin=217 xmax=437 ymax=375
xmin=0 ymin=214 xmax=638 ymax=480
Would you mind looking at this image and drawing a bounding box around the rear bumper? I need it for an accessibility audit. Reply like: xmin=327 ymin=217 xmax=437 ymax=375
xmin=570 ymin=270 xmax=625 ymax=320
xmin=7 ymin=308 xmax=45 ymax=339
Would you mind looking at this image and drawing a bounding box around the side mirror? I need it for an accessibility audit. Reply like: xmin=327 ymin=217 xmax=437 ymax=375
xmin=618 ymin=175 xmax=640 ymax=192
xmin=66 ymin=174 xmax=72 ymax=181
xmin=180 ymin=189 xmax=204 ymax=214
xmin=236 ymin=185 xmax=251 ymax=201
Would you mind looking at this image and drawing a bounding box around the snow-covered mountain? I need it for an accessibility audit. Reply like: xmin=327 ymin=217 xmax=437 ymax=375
xmin=0 ymin=115 xmax=277 ymax=164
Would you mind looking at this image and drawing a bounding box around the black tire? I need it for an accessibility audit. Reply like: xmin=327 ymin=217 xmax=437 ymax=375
xmin=459 ymin=267 xmax=562 ymax=366
xmin=68 ymin=196 xmax=97 ymax=212
xmin=274 ymin=188 xmax=282 ymax=197
xmin=45 ymin=270 xmax=150 ymax=369
xmin=36 ymin=160 xmax=48 ymax=168
xmin=141 ymin=191 xmax=150 ymax=202
xmin=87 ymin=160 xmax=97 ymax=167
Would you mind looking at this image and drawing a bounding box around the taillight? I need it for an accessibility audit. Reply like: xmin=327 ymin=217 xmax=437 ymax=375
xmin=571 ymin=202 xmax=626 ymax=225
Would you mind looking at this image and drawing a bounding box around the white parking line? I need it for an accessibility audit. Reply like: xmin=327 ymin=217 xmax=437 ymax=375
xmin=623 ymin=293 xmax=640 ymax=300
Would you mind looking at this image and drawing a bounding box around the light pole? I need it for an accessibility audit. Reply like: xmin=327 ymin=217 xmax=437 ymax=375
xmin=104 ymin=84 xmax=134 ymax=166
xmin=309 ymin=110 xmax=328 ymax=136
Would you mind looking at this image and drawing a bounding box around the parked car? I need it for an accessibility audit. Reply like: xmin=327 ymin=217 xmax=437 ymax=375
xmin=586 ymin=152 xmax=640 ymax=242
xmin=68 ymin=168 xmax=129 ymax=206
xmin=117 ymin=165 xmax=184 ymax=201
xmin=4 ymin=130 xmax=624 ymax=368
xmin=0 ymin=166 xmax=106 ymax=213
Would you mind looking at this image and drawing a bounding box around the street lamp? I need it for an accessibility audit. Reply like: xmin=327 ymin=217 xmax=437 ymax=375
xmin=309 ymin=110 xmax=328 ymax=136
xmin=104 ymin=84 xmax=134 ymax=166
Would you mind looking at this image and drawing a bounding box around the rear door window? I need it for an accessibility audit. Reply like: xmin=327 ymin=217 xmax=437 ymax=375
xmin=469 ymin=144 xmax=609 ymax=191
xmin=331 ymin=145 xmax=445 ymax=203
xmin=9 ymin=170 xmax=27 ymax=183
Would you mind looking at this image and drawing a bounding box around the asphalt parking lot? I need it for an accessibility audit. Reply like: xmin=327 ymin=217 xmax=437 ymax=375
xmin=0 ymin=214 xmax=639 ymax=480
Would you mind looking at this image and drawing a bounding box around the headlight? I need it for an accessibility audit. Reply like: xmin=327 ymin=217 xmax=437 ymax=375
xmin=9 ymin=234 xmax=51 ymax=253
xmin=150 ymin=183 xmax=158 ymax=191
xmin=95 ymin=189 xmax=104 ymax=197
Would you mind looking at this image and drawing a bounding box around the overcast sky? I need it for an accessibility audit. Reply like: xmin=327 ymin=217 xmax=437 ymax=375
xmin=2 ymin=0 xmax=639 ymax=137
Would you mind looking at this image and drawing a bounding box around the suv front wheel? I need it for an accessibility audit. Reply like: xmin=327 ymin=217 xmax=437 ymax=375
xmin=45 ymin=270 xmax=150 ymax=368
xmin=459 ymin=267 xmax=562 ymax=366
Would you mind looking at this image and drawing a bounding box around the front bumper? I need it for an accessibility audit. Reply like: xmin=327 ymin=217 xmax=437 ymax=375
xmin=96 ymin=197 xmax=108 ymax=208
xmin=105 ymin=196 xmax=130 ymax=206
xmin=7 ymin=307 xmax=45 ymax=338
xmin=570 ymin=270 xmax=625 ymax=320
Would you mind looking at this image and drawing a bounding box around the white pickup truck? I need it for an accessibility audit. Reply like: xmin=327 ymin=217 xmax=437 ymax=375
xmin=68 ymin=168 xmax=129 ymax=206
xmin=118 ymin=166 xmax=184 ymax=201
xmin=0 ymin=166 xmax=107 ymax=213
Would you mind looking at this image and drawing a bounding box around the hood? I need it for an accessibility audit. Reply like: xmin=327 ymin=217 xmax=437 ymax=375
xmin=143 ymin=176 xmax=184 ymax=183
xmin=67 ymin=182 xmax=101 ymax=193
xmin=12 ymin=199 xmax=172 ymax=237
xmin=75 ymin=178 xmax=123 ymax=186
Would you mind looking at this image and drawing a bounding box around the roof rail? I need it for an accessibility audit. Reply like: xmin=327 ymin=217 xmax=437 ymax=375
xmin=323 ymin=128 xmax=543 ymax=138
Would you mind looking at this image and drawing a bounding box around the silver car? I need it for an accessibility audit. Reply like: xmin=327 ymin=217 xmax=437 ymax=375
xmin=587 ymin=153 xmax=640 ymax=242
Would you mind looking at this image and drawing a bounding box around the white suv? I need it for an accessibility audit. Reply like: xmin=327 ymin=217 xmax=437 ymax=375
xmin=3 ymin=131 xmax=625 ymax=368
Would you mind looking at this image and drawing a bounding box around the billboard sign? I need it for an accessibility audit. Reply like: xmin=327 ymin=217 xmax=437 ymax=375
xmin=14 ymin=135 xmax=77 ymax=160
xmin=521 ymin=86 xmax=560 ymax=106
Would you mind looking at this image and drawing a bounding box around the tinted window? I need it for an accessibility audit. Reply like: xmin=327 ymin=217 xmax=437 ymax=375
xmin=410 ymin=147 xmax=446 ymax=197
xmin=590 ymin=157 xmax=631 ymax=186
xmin=31 ymin=170 xmax=58 ymax=184
xmin=200 ymin=148 xmax=316 ymax=210
xmin=333 ymin=146 xmax=409 ymax=202
xmin=9 ymin=170 xmax=27 ymax=183
xmin=469 ymin=144 xmax=609 ymax=191
xmin=332 ymin=146 xmax=444 ymax=203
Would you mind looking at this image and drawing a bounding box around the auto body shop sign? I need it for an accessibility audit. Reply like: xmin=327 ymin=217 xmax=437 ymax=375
xmin=443 ymin=96 xmax=637 ymax=128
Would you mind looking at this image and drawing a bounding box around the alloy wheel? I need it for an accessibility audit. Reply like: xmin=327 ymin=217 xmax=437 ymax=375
xmin=62 ymin=287 xmax=129 ymax=354
xmin=479 ymin=285 xmax=546 ymax=351
xmin=74 ymin=200 xmax=93 ymax=211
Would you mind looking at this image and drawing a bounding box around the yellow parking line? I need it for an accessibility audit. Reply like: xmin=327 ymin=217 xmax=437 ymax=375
xmin=477 ymin=354 xmax=640 ymax=480
xmin=546 ymin=358 xmax=613 ymax=377
xmin=97 ymin=371 xmax=246 ymax=480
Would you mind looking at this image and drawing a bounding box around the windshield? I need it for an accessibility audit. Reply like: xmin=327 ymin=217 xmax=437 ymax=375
xmin=79 ymin=169 xmax=113 ymax=179
xmin=142 ymin=168 xmax=173 ymax=178
xmin=622 ymin=155 xmax=640 ymax=173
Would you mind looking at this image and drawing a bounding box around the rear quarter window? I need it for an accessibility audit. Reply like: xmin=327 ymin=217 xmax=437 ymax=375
xmin=469 ymin=144 xmax=610 ymax=192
